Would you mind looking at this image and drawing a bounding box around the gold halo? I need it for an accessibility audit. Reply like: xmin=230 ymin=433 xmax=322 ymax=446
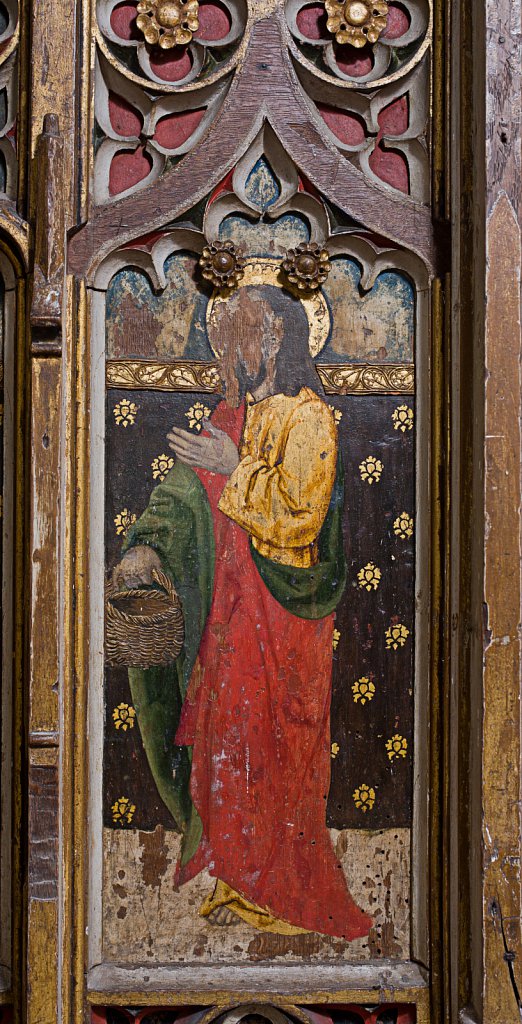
xmin=205 ymin=258 xmax=331 ymax=359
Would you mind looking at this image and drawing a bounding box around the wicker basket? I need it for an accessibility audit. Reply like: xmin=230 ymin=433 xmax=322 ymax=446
xmin=106 ymin=568 xmax=184 ymax=668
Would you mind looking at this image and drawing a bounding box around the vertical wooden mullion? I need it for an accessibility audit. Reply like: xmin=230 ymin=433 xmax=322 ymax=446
xmin=25 ymin=0 xmax=79 ymax=1019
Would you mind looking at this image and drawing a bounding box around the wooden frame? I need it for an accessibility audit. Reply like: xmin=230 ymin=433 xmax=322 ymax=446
xmin=0 ymin=0 xmax=517 ymax=1019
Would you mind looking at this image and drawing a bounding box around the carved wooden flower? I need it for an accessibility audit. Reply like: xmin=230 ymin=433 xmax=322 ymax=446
xmin=199 ymin=241 xmax=245 ymax=290
xmin=136 ymin=0 xmax=200 ymax=47
xmin=324 ymin=0 xmax=388 ymax=47
xmin=282 ymin=242 xmax=331 ymax=291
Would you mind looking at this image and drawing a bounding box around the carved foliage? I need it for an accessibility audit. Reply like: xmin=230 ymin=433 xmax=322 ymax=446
xmin=286 ymin=0 xmax=431 ymax=87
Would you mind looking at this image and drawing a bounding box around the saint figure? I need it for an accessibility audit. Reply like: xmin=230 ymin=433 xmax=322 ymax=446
xmin=113 ymin=284 xmax=372 ymax=940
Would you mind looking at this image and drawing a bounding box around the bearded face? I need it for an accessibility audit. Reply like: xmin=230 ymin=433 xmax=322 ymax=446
xmin=213 ymin=288 xmax=284 ymax=407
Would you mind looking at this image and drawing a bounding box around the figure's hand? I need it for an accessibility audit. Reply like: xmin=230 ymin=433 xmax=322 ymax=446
xmin=112 ymin=546 xmax=162 ymax=589
xmin=167 ymin=419 xmax=240 ymax=476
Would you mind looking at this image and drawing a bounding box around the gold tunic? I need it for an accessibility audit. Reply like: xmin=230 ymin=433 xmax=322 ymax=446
xmin=218 ymin=387 xmax=338 ymax=568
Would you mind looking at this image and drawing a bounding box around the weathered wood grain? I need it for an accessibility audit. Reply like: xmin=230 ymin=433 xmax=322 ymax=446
xmin=28 ymin=359 xmax=61 ymax=739
xmin=483 ymin=194 xmax=522 ymax=1023
xmin=30 ymin=114 xmax=65 ymax=335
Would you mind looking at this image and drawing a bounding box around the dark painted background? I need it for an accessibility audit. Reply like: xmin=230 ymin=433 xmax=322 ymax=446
xmin=104 ymin=386 xmax=414 ymax=831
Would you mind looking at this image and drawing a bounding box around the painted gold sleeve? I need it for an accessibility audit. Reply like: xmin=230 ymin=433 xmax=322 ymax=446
xmin=218 ymin=399 xmax=337 ymax=563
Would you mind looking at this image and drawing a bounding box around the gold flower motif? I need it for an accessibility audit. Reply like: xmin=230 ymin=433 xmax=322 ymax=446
xmin=111 ymin=795 xmax=136 ymax=826
xmin=152 ymin=453 xmax=174 ymax=481
xmin=332 ymin=627 xmax=341 ymax=650
xmin=114 ymin=508 xmax=137 ymax=536
xmin=392 ymin=404 xmax=414 ymax=432
xmin=352 ymin=676 xmax=376 ymax=704
xmin=113 ymin=399 xmax=138 ymax=427
xmin=393 ymin=511 xmax=414 ymax=539
xmin=112 ymin=703 xmax=136 ymax=731
xmin=353 ymin=783 xmax=376 ymax=812
xmin=186 ymin=402 xmax=211 ymax=431
xmin=199 ymin=240 xmax=245 ymax=290
xmin=357 ymin=561 xmax=382 ymax=591
xmin=385 ymin=621 xmax=410 ymax=649
xmin=136 ymin=0 xmax=199 ymax=47
xmin=386 ymin=733 xmax=408 ymax=761
xmin=324 ymin=0 xmax=388 ymax=47
xmin=329 ymin=405 xmax=343 ymax=424
xmin=282 ymin=242 xmax=331 ymax=291
xmin=359 ymin=455 xmax=383 ymax=484
xmin=331 ymin=741 xmax=340 ymax=758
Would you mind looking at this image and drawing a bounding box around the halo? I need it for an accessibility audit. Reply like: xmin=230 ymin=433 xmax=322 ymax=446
xmin=205 ymin=258 xmax=331 ymax=359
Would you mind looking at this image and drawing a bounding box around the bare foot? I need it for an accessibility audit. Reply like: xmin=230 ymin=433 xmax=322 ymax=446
xmin=207 ymin=906 xmax=240 ymax=927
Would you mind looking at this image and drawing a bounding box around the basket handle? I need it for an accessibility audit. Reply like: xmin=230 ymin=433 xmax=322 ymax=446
xmin=150 ymin=567 xmax=179 ymax=604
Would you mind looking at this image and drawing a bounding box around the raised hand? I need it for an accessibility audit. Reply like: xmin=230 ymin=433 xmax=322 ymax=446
xmin=167 ymin=419 xmax=240 ymax=476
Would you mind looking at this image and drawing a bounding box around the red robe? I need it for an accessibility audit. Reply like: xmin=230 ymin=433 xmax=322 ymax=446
xmin=175 ymin=400 xmax=372 ymax=941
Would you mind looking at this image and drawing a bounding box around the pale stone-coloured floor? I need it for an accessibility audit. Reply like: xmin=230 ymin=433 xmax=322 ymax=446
xmin=102 ymin=826 xmax=410 ymax=962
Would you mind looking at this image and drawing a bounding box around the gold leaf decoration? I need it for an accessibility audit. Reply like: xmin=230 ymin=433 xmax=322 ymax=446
xmin=136 ymin=0 xmax=199 ymax=47
xmin=151 ymin=453 xmax=174 ymax=481
xmin=331 ymin=741 xmax=340 ymax=758
xmin=385 ymin=734 xmax=408 ymax=760
xmin=106 ymin=360 xmax=221 ymax=392
xmin=114 ymin=508 xmax=137 ymax=536
xmin=385 ymin=622 xmax=410 ymax=650
xmin=332 ymin=627 xmax=341 ymax=649
xmin=113 ymin=398 xmax=138 ymax=427
xmin=328 ymin=404 xmax=343 ymax=424
xmin=359 ymin=455 xmax=383 ymax=484
xmin=353 ymin=784 xmax=376 ymax=812
xmin=392 ymin=404 xmax=414 ymax=432
xmin=352 ymin=676 xmax=376 ymax=704
xmin=357 ymin=561 xmax=382 ymax=591
xmin=111 ymin=796 xmax=136 ymax=826
xmin=316 ymin=363 xmax=415 ymax=395
xmin=324 ymin=0 xmax=388 ymax=47
xmin=112 ymin=703 xmax=136 ymax=731
xmin=393 ymin=511 xmax=414 ymax=538
xmin=186 ymin=401 xmax=211 ymax=431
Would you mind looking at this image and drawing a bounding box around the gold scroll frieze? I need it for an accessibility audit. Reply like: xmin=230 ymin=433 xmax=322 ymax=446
xmin=106 ymin=360 xmax=415 ymax=395
xmin=316 ymin=363 xmax=415 ymax=395
xmin=106 ymin=360 xmax=221 ymax=392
